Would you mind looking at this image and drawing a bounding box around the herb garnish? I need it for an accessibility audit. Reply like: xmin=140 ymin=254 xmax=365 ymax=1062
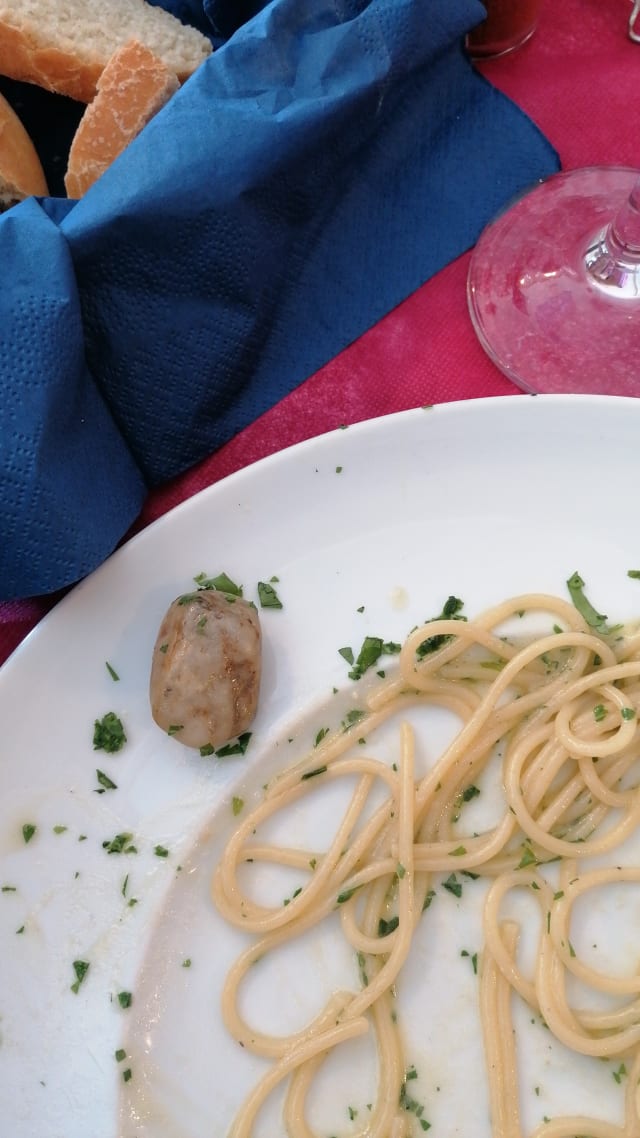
xmin=341 ymin=709 xmax=365 ymax=732
xmin=517 ymin=842 xmax=538 ymax=869
xmin=442 ymin=873 xmax=462 ymax=898
xmin=216 ymin=732 xmax=252 ymax=757
xmin=301 ymin=765 xmax=327 ymax=781
xmin=93 ymin=712 xmax=126 ymax=753
xmin=378 ymin=915 xmax=399 ymax=937
xmin=95 ymin=769 xmax=118 ymax=792
xmin=566 ymin=572 xmax=611 ymax=635
xmin=461 ymin=949 xmax=479 ymax=974
xmin=71 ymin=960 xmax=90 ymax=993
xmin=416 ymin=596 xmax=466 ymax=658
xmin=105 ymin=662 xmax=120 ymax=681
xmin=194 ymin=571 xmax=243 ymax=596
xmin=117 ymin=991 xmax=133 ymax=1009
xmin=257 ymin=581 xmax=283 ymax=609
xmin=22 ymin=823 xmax=36 ymax=844
xmin=102 ymin=832 xmax=137 ymax=855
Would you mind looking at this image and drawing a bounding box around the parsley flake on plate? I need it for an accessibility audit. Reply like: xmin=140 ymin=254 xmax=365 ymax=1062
xmin=93 ymin=712 xmax=126 ymax=753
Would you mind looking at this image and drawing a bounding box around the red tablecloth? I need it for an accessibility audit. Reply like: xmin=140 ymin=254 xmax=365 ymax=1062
xmin=2 ymin=0 xmax=638 ymax=666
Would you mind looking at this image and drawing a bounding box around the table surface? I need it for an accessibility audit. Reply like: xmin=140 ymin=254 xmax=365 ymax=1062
xmin=2 ymin=0 xmax=638 ymax=668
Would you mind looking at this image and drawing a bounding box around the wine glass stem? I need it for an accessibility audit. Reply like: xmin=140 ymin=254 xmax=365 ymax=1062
xmin=585 ymin=178 xmax=640 ymax=295
xmin=610 ymin=180 xmax=640 ymax=252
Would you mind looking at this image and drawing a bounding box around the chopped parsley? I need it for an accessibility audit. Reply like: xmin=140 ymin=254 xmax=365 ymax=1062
xmin=22 ymin=823 xmax=37 ymax=844
xmin=71 ymin=960 xmax=90 ymax=993
xmin=341 ymin=709 xmax=365 ymax=732
xmin=199 ymin=743 xmax=215 ymax=756
xmin=340 ymin=637 xmax=402 ymax=681
xmin=378 ymin=915 xmax=399 ymax=937
xmin=216 ymin=732 xmax=252 ymax=758
xmin=105 ymin=662 xmax=120 ymax=681
xmin=93 ymin=712 xmax=126 ymax=753
xmin=462 ymin=784 xmax=480 ymax=802
xmin=232 ymin=796 xmax=244 ymax=816
xmin=257 ymin=581 xmax=283 ymax=609
xmin=102 ymin=832 xmax=137 ymax=855
xmin=399 ymin=1074 xmax=429 ymax=1127
xmin=566 ymin=572 xmax=611 ymax=635
xmin=115 ymin=1049 xmax=126 ymax=1062
xmin=461 ymin=949 xmax=479 ymax=974
xmin=193 ymin=571 xmax=243 ymax=596
xmin=117 ymin=991 xmax=133 ymax=1009
xmin=416 ymin=596 xmax=466 ymax=658
xmin=95 ymin=769 xmax=117 ymax=792
xmin=613 ymin=1063 xmax=627 ymax=1084
xmin=154 ymin=845 xmax=170 ymax=858
xmin=301 ymin=765 xmax=327 ymax=781
xmin=442 ymin=873 xmax=462 ymax=898
xmin=517 ymin=842 xmax=538 ymax=869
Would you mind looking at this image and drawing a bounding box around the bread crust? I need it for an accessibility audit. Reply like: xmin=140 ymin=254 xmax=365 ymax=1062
xmin=0 ymin=2 xmax=211 ymax=103
xmin=65 ymin=40 xmax=180 ymax=198
xmin=0 ymin=88 xmax=48 ymax=208
xmin=0 ymin=23 xmax=106 ymax=102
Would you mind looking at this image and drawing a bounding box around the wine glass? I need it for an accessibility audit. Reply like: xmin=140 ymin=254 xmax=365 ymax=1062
xmin=467 ymin=14 xmax=640 ymax=396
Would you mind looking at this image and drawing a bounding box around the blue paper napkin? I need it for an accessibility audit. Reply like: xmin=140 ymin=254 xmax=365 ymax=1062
xmin=0 ymin=0 xmax=559 ymax=601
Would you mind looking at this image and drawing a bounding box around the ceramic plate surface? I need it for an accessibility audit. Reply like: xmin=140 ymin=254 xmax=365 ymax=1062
xmin=2 ymin=395 xmax=640 ymax=1137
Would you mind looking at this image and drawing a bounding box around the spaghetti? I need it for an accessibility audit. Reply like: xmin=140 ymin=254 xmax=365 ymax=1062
xmin=212 ymin=591 xmax=640 ymax=1137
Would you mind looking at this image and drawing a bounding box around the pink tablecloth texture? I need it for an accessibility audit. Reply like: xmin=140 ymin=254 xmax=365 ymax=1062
xmin=2 ymin=0 xmax=638 ymax=666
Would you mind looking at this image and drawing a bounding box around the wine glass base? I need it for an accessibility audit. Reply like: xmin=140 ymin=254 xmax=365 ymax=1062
xmin=467 ymin=167 xmax=640 ymax=396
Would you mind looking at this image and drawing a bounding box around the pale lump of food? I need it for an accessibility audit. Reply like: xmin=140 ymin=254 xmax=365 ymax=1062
xmin=149 ymin=589 xmax=262 ymax=751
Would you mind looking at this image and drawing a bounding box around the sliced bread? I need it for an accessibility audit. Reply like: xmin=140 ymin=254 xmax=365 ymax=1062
xmin=65 ymin=39 xmax=180 ymax=198
xmin=0 ymin=0 xmax=212 ymax=102
xmin=0 ymin=87 xmax=48 ymax=210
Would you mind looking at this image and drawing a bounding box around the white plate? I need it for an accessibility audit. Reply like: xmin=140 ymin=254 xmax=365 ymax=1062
xmin=2 ymin=394 xmax=640 ymax=1138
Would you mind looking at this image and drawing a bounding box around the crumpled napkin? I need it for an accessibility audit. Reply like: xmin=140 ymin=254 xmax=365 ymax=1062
xmin=0 ymin=0 xmax=559 ymax=601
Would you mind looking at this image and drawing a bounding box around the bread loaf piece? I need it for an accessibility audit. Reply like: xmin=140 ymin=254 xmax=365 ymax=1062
xmin=65 ymin=40 xmax=180 ymax=198
xmin=0 ymin=87 xmax=48 ymax=210
xmin=0 ymin=0 xmax=212 ymax=103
